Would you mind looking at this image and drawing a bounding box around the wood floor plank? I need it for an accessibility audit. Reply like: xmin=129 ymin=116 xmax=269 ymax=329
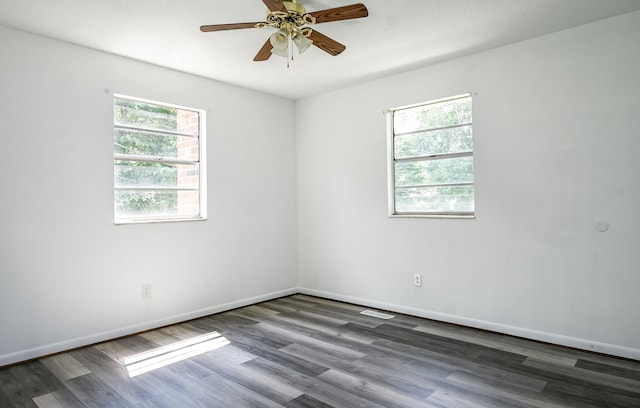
xmin=239 ymin=341 xmax=329 ymax=378
xmin=524 ymin=356 xmax=640 ymax=394
xmin=353 ymin=342 xmax=548 ymax=408
xmin=0 ymin=361 xmax=64 ymax=408
xmin=259 ymin=298 xmax=306 ymax=314
xmin=356 ymin=341 xmax=455 ymax=382
xmin=272 ymin=313 xmax=380 ymax=345
xmin=140 ymin=351 xmax=281 ymax=408
xmin=540 ymin=381 xmax=637 ymax=408
xmin=112 ymin=335 xmax=159 ymax=357
xmin=573 ymin=351 xmax=640 ymax=372
xmin=484 ymin=354 xmax=640 ymax=407
xmin=40 ymin=354 xmax=91 ymax=382
xmin=32 ymin=388 xmax=87 ymax=408
xmin=296 ymin=304 xmax=385 ymax=329
xmin=575 ymin=357 xmax=640 ymax=381
xmin=92 ymin=334 xmax=161 ymax=366
xmin=317 ymin=368 xmax=436 ymax=408
xmin=245 ymin=357 xmax=388 ymax=408
xmin=226 ymin=306 xmax=279 ymax=322
xmin=70 ymin=346 xmax=155 ymax=405
xmin=256 ymin=321 xmax=367 ymax=361
xmin=192 ymin=350 xmax=303 ymax=405
xmin=413 ymin=324 xmax=579 ymax=367
xmin=290 ymin=295 xmax=367 ymax=314
xmin=274 ymin=296 xmax=322 ymax=311
xmin=280 ymin=342 xmax=434 ymax=401
xmin=199 ymin=369 xmax=285 ymax=408
xmin=157 ymin=323 xmax=208 ymax=341
xmin=133 ymin=360 xmax=229 ymax=408
xmin=313 ymin=304 xmax=418 ymax=330
xmin=284 ymin=393 xmax=335 ymax=408
xmin=444 ymin=371 xmax=561 ymax=408
xmin=352 ymin=322 xmax=529 ymax=367
xmin=244 ymin=304 xmax=282 ymax=316
xmin=273 ymin=311 xmax=346 ymax=333
xmin=137 ymin=328 xmax=183 ymax=347
xmin=427 ymin=390 xmax=513 ymax=408
xmin=63 ymin=374 xmax=131 ymax=408
xmin=446 ymin=366 xmax=547 ymax=394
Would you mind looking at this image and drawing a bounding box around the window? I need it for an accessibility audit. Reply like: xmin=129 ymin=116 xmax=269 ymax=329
xmin=113 ymin=95 xmax=206 ymax=223
xmin=387 ymin=94 xmax=474 ymax=217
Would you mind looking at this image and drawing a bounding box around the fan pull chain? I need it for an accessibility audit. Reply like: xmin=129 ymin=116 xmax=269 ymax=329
xmin=287 ymin=31 xmax=293 ymax=68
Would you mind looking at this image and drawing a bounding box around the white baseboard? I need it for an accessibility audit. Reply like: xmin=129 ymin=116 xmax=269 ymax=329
xmin=297 ymin=287 xmax=640 ymax=361
xmin=0 ymin=287 xmax=297 ymax=367
xmin=3 ymin=286 xmax=637 ymax=366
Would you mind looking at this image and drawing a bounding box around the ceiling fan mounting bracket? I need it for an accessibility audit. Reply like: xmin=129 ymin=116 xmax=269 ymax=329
xmin=257 ymin=1 xmax=316 ymax=33
xmin=282 ymin=0 xmax=306 ymax=16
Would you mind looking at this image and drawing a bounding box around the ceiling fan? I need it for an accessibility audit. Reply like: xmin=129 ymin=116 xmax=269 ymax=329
xmin=200 ymin=0 xmax=368 ymax=63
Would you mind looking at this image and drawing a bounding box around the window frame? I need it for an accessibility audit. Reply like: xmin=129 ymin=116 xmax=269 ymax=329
xmin=387 ymin=93 xmax=474 ymax=218
xmin=113 ymin=94 xmax=207 ymax=224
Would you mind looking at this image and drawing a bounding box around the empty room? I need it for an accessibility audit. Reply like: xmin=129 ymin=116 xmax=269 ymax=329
xmin=1 ymin=0 xmax=639 ymax=407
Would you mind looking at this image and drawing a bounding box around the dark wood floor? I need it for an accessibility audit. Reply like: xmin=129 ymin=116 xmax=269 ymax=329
xmin=1 ymin=295 xmax=640 ymax=408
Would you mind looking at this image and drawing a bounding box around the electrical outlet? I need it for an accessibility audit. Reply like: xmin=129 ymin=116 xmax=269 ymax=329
xmin=141 ymin=283 xmax=152 ymax=299
xmin=413 ymin=274 xmax=422 ymax=287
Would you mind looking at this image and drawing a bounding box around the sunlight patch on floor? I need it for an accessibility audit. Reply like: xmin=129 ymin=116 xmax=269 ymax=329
xmin=360 ymin=310 xmax=394 ymax=319
xmin=123 ymin=331 xmax=229 ymax=377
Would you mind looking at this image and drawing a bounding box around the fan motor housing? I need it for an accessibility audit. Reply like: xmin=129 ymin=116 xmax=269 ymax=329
xmin=283 ymin=1 xmax=306 ymax=15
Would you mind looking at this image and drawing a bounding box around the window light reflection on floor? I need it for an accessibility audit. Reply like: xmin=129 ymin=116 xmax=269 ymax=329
xmin=123 ymin=331 xmax=230 ymax=377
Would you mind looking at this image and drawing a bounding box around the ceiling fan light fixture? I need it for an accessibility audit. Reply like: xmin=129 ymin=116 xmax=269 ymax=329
xmin=200 ymin=1 xmax=369 ymax=63
xmin=293 ymin=33 xmax=313 ymax=53
xmin=269 ymin=29 xmax=289 ymax=57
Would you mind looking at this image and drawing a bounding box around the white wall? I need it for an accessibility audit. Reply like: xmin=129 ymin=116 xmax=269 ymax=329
xmin=296 ymin=11 xmax=640 ymax=359
xmin=0 ymin=26 xmax=297 ymax=365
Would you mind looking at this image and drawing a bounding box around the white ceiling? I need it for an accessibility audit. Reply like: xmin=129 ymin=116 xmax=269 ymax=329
xmin=1 ymin=0 xmax=639 ymax=100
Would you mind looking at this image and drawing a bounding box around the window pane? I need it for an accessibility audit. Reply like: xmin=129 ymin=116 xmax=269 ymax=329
xmin=394 ymin=125 xmax=472 ymax=159
xmin=175 ymin=163 xmax=200 ymax=189
xmin=114 ymin=161 xmax=199 ymax=189
xmin=177 ymin=190 xmax=200 ymax=217
xmin=114 ymin=130 xmax=198 ymax=161
xmin=395 ymin=157 xmax=473 ymax=187
xmin=114 ymin=98 xmax=198 ymax=135
xmin=115 ymin=191 xmax=200 ymax=218
xmin=394 ymin=97 xmax=471 ymax=135
xmin=395 ymin=185 xmax=474 ymax=213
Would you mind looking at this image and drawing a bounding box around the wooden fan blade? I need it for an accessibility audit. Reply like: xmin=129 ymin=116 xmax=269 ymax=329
xmin=254 ymin=39 xmax=273 ymax=61
xmin=200 ymin=22 xmax=262 ymax=32
xmin=309 ymin=3 xmax=368 ymax=24
xmin=262 ymin=0 xmax=287 ymax=12
xmin=308 ymin=30 xmax=346 ymax=56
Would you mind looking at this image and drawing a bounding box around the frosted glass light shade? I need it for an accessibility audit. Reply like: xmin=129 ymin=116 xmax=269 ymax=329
xmin=269 ymin=30 xmax=289 ymax=57
xmin=293 ymin=34 xmax=312 ymax=53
